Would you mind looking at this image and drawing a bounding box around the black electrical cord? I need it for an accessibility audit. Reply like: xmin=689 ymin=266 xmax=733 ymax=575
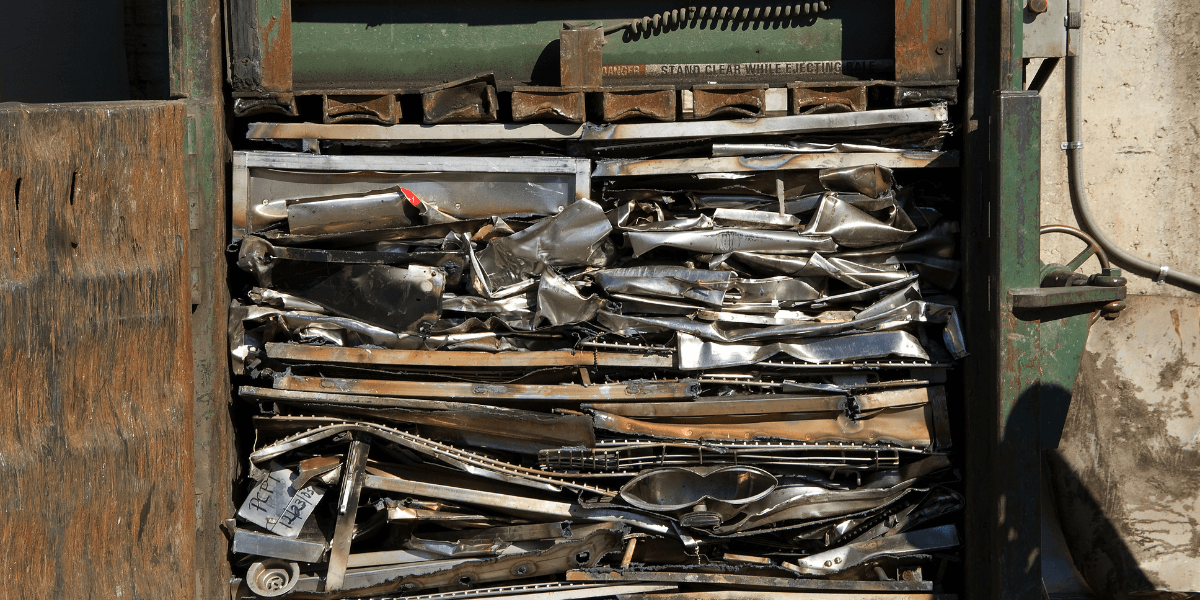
xmin=1064 ymin=18 xmax=1200 ymax=290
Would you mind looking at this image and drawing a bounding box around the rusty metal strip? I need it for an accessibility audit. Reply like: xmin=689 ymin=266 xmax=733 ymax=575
xmin=588 ymin=404 xmax=938 ymax=447
xmin=246 ymin=122 xmax=584 ymax=141
xmin=263 ymin=343 xmax=673 ymax=369
xmin=361 ymin=476 xmax=668 ymax=535
xmin=894 ymin=0 xmax=957 ymax=81
xmin=617 ymin=592 xmax=949 ymax=600
xmin=564 ymin=570 xmax=933 ymax=592
xmin=582 ymin=394 xmax=849 ymax=418
xmin=362 ymin=474 xmax=577 ymax=519
xmin=559 ymin=29 xmax=603 ymax=89
xmin=240 ymin=386 xmax=597 ymax=453
xmin=593 ymin=152 xmax=954 ymax=177
xmin=393 ymin=582 xmax=678 ymax=600
xmin=296 ymin=529 xmax=626 ymax=599
xmin=248 ymin=422 xmax=614 ymax=495
xmin=325 ymin=440 xmax=369 ymax=591
xmin=857 ymin=386 xmax=937 ymax=411
xmin=580 ymin=106 xmax=949 ymax=141
xmin=273 ymin=375 xmax=700 ymax=402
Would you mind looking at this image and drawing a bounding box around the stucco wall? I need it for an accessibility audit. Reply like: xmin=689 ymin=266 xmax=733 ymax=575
xmin=1035 ymin=0 xmax=1200 ymax=595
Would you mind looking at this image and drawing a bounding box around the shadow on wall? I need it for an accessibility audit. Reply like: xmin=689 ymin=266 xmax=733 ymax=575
xmin=0 ymin=0 xmax=169 ymax=102
xmin=1045 ymin=295 xmax=1200 ymax=599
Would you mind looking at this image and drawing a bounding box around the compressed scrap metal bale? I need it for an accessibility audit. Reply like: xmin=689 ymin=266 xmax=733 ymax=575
xmin=226 ymin=119 xmax=966 ymax=598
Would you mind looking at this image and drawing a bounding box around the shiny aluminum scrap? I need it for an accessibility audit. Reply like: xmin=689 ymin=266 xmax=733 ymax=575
xmin=227 ymin=149 xmax=965 ymax=598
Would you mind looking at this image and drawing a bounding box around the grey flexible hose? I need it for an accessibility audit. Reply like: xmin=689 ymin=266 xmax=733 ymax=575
xmin=1065 ymin=46 xmax=1200 ymax=289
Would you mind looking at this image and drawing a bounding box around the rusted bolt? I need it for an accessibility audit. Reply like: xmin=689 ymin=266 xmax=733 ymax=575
xmin=824 ymin=560 xmax=833 ymax=567
xmin=1100 ymin=300 xmax=1126 ymax=320
xmin=1029 ymin=0 xmax=1049 ymax=13
xmin=936 ymin=45 xmax=947 ymax=55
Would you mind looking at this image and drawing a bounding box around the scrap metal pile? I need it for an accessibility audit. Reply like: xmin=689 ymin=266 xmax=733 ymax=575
xmin=228 ymin=111 xmax=966 ymax=599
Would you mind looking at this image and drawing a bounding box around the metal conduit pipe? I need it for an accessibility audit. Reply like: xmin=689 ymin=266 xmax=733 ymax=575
xmin=1064 ymin=12 xmax=1200 ymax=290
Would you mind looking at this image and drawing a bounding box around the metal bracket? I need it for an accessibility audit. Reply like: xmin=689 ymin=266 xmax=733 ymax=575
xmin=1009 ymin=285 xmax=1126 ymax=309
xmin=1066 ymin=11 xmax=1082 ymax=28
xmin=1156 ymin=264 xmax=1170 ymax=285
xmin=1061 ymin=141 xmax=1082 ymax=150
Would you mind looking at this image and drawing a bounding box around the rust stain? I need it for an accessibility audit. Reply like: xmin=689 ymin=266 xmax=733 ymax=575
xmin=893 ymin=0 xmax=955 ymax=81
xmin=258 ymin=1 xmax=293 ymax=92
xmin=559 ymin=29 xmax=603 ymax=89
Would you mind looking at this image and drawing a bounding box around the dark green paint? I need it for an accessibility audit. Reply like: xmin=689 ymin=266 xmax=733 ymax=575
xmin=259 ymin=0 xmax=287 ymax=52
xmin=288 ymin=0 xmax=891 ymax=89
xmin=990 ymin=89 xmax=1044 ymax=600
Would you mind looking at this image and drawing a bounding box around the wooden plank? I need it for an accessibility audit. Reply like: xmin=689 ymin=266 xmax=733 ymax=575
xmin=0 ymin=102 xmax=195 ymax=599
xmin=264 ymin=342 xmax=673 ymax=369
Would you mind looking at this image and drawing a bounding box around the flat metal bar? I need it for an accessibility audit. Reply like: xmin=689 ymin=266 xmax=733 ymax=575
xmin=264 ymin=343 xmax=673 ymax=369
xmin=1008 ymin=285 xmax=1126 ymax=308
xmin=394 ymin=582 xmax=675 ymax=600
xmin=580 ymin=107 xmax=949 ymax=141
xmin=325 ymin=440 xmax=369 ymax=591
xmin=274 ymin=375 xmax=698 ymax=402
xmin=565 ymin=570 xmax=933 ymax=592
xmin=239 ymin=151 xmax=590 ymax=174
xmin=361 ymin=474 xmax=577 ymax=519
xmin=232 ymin=529 xmax=326 ymax=563
xmin=589 ymin=405 xmax=937 ymax=447
xmin=346 ymin=549 xmax=447 ymax=568
xmin=593 ymin=151 xmax=956 ymax=177
xmin=241 ymin=386 xmax=485 ymax=410
xmin=582 ymin=395 xmax=848 ymax=417
xmin=617 ymin=592 xmax=952 ymax=600
xmin=453 ymin=585 xmax=677 ymax=600
xmin=247 ymin=122 xmax=584 ymax=141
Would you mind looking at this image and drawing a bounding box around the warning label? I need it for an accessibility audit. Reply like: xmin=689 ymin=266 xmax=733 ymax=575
xmin=601 ymin=60 xmax=892 ymax=79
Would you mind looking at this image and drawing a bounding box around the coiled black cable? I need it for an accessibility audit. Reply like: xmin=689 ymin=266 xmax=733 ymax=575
xmin=617 ymin=3 xmax=833 ymax=35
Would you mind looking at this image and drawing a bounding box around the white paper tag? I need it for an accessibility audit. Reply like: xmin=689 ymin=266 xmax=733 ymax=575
xmin=237 ymin=467 xmax=326 ymax=538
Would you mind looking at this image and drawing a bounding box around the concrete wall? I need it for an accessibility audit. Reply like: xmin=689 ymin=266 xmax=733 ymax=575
xmin=1035 ymin=0 xmax=1200 ymax=595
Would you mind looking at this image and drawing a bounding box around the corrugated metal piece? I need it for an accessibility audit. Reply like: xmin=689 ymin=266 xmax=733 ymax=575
xmin=0 ymin=102 xmax=195 ymax=599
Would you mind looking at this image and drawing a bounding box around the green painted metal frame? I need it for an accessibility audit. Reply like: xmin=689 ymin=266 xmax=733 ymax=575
xmin=172 ymin=0 xmax=238 ymax=598
xmin=961 ymin=1 xmax=1116 ymax=598
xmin=225 ymin=0 xmax=960 ymax=94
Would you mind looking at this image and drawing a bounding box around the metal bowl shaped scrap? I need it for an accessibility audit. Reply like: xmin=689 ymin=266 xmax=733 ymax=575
xmin=619 ymin=466 xmax=778 ymax=526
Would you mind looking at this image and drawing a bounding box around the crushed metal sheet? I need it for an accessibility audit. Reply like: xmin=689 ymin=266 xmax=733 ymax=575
xmin=626 ymin=229 xmax=837 ymax=257
xmin=477 ymin=199 xmax=615 ymax=291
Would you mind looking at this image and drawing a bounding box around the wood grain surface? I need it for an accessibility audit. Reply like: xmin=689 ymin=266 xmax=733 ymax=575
xmin=0 ymin=101 xmax=196 ymax=599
